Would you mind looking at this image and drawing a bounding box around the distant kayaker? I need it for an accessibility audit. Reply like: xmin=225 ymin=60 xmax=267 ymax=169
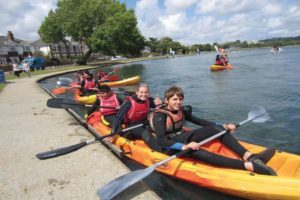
xmin=110 ymin=83 xmax=162 ymax=151
xmin=98 ymin=67 xmax=119 ymax=83
xmin=98 ymin=70 xmax=110 ymax=82
xmin=215 ymin=54 xmax=229 ymax=66
xmin=86 ymin=85 xmax=122 ymax=126
xmin=148 ymin=85 xmax=277 ymax=176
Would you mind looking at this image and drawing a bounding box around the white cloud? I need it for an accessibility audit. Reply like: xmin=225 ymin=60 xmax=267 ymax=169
xmin=164 ymin=0 xmax=198 ymax=13
xmin=136 ymin=0 xmax=300 ymax=44
xmin=0 ymin=0 xmax=56 ymax=41
xmin=1 ymin=0 xmax=299 ymax=45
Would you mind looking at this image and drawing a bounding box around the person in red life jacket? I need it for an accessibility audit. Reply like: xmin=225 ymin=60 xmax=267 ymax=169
xmin=215 ymin=55 xmax=222 ymax=65
xmin=109 ymin=83 xmax=162 ymax=151
xmin=149 ymin=85 xmax=276 ymax=176
xmin=79 ymin=70 xmax=98 ymax=96
xmin=220 ymin=54 xmax=229 ymax=65
xmin=86 ymin=85 xmax=122 ymax=126
xmin=98 ymin=70 xmax=110 ymax=82
xmin=75 ymin=70 xmax=84 ymax=85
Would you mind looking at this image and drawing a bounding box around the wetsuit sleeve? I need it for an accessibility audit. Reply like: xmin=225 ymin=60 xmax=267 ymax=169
xmin=149 ymin=97 xmax=156 ymax=108
xmin=94 ymin=80 xmax=99 ymax=87
xmin=86 ymin=98 xmax=100 ymax=116
xmin=153 ymin=112 xmax=183 ymax=150
xmin=111 ymin=100 xmax=131 ymax=133
xmin=183 ymin=106 xmax=225 ymax=131
xmin=80 ymin=80 xmax=85 ymax=92
xmin=117 ymin=97 xmax=123 ymax=105
xmin=183 ymin=106 xmax=215 ymax=127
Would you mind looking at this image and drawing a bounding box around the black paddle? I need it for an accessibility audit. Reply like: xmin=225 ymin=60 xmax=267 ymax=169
xmin=97 ymin=106 xmax=270 ymax=200
xmin=36 ymin=123 xmax=144 ymax=160
xmin=46 ymin=98 xmax=116 ymax=109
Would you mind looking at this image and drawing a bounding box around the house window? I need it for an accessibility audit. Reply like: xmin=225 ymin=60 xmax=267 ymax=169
xmin=9 ymin=46 xmax=16 ymax=51
xmin=0 ymin=58 xmax=7 ymax=64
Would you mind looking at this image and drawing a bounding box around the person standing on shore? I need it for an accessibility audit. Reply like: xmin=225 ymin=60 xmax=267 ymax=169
xmin=12 ymin=63 xmax=21 ymax=78
xmin=23 ymin=62 xmax=31 ymax=78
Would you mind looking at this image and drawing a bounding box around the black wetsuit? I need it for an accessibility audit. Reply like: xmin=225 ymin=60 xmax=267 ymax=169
xmin=152 ymin=107 xmax=248 ymax=170
xmin=111 ymin=95 xmax=162 ymax=151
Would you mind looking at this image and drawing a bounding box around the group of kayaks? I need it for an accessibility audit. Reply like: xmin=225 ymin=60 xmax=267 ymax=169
xmin=73 ymin=76 xmax=140 ymax=104
xmin=56 ymin=73 xmax=300 ymax=199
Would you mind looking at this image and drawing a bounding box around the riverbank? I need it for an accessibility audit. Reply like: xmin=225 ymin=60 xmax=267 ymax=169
xmin=0 ymin=72 xmax=161 ymax=200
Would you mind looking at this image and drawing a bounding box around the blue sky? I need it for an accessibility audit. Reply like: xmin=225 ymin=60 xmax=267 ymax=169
xmin=1 ymin=0 xmax=299 ymax=45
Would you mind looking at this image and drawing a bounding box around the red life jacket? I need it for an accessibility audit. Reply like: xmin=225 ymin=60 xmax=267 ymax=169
xmin=124 ymin=96 xmax=149 ymax=124
xmin=149 ymin=108 xmax=184 ymax=135
xmin=98 ymin=93 xmax=120 ymax=116
xmin=84 ymin=78 xmax=96 ymax=89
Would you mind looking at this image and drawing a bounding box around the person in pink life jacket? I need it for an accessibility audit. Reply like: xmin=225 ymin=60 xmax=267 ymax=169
xmin=109 ymin=83 xmax=163 ymax=151
xmin=79 ymin=70 xmax=98 ymax=96
xmin=86 ymin=85 xmax=122 ymax=126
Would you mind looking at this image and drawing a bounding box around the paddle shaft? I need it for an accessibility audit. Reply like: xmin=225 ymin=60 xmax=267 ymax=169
xmin=154 ymin=111 xmax=267 ymax=164
xmin=36 ymin=123 xmax=144 ymax=160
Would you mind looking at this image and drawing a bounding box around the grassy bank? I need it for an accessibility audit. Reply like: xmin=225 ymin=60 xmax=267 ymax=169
xmin=0 ymin=55 xmax=171 ymax=92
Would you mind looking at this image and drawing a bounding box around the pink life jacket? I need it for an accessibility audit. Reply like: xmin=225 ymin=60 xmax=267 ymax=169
xmin=98 ymin=93 xmax=120 ymax=116
xmin=124 ymin=96 xmax=149 ymax=124
xmin=84 ymin=78 xmax=96 ymax=89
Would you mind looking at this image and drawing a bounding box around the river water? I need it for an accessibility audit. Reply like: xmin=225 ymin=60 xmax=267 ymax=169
xmin=40 ymin=46 xmax=300 ymax=199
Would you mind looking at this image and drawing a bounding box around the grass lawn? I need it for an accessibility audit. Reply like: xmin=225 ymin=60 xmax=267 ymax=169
xmin=0 ymin=55 xmax=169 ymax=92
xmin=0 ymin=65 xmax=88 ymax=92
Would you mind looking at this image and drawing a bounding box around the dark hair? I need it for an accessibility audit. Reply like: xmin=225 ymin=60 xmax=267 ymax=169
xmin=164 ymin=85 xmax=184 ymax=100
xmin=98 ymin=85 xmax=111 ymax=93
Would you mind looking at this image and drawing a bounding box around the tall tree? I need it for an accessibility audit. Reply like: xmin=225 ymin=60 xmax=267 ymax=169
xmin=38 ymin=0 xmax=145 ymax=64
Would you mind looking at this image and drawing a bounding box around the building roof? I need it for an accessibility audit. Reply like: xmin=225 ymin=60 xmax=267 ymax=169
xmin=0 ymin=35 xmax=25 ymax=45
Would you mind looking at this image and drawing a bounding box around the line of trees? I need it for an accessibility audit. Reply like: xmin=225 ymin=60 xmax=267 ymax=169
xmin=38 ymin=0 xmax=300 ymax=64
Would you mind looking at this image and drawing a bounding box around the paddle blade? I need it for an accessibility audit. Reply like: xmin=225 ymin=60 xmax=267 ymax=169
xmin=47 ymin=98 xmax=84 ymax=109
xmin=98 ymin=166 xmax=156 ymax=200
xmin=52 ymin=87 xmax=68 ymax=95
xmin=36 ymin=141 xmax=88 ymax=160
xmin=58 ymin=77 xmax=73 ymax=83
xmin=248 ymin=106 xmax=270 ymax=123
xmin=57 ymin=80 xmax=71 ymax=87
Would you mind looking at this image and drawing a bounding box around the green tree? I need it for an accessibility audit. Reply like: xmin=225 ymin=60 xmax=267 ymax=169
xmin=146 ymin=38 xmax=159 ymax=53
xmin=38 ymin=0 xmax=145 ymax=64
xmin=38 ymin=10 xmax=65 ymax=44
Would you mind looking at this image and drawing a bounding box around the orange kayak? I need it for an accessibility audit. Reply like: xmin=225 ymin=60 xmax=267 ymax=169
xmin=210 ymin=64 xmax=233 ymax=71
xmin=87 ymin=111 xmax=300 ymax=200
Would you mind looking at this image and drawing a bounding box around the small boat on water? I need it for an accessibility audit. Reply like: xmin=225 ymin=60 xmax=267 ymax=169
xmin=270 ymin=47 xmax=283 ymax=53
xmin=87 ymin=111 xmax=300 ymax=200
xmin=210 ymin=63 xmax=233 ymax=72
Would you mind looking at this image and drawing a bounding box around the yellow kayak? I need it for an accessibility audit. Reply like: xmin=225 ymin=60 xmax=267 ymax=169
xmin=87 ymin=111 xmax=300 ymax=200
xmin=99 ymin=76 xmax=140 ymax=87
xmin=210 ymin=64 xmax=233 ymax=71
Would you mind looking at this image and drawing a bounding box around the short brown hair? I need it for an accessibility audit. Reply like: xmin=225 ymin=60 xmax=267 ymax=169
xmin=164 ymin=85 xmax=184 ymax=100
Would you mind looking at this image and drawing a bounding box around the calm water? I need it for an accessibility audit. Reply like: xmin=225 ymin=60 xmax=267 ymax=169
xmin=40 ymin=46 xmax=300 ymax=199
